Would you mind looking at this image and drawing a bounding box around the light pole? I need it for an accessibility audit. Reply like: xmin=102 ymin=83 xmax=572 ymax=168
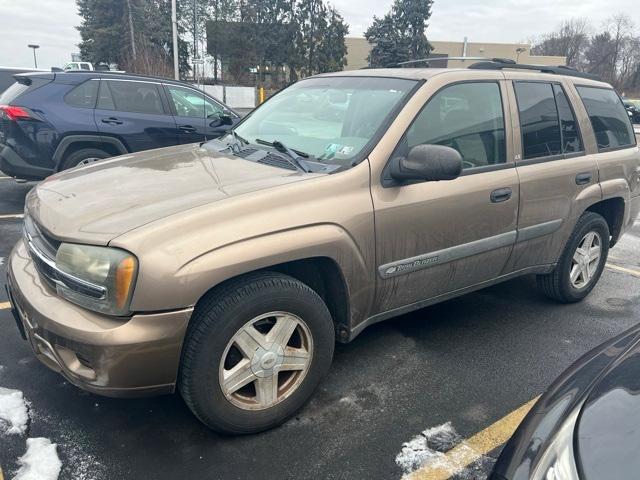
xmin=28 ymin=44 xmax=40 ymax=68
xmin=171 ymin=0 xmax=179 ymax=79
xmin=516 ymin=47 xmax=526 ymax=63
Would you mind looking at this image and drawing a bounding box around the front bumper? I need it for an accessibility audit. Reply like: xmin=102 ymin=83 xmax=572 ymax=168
xmin=6 ymin=239 xmax=193 ymax=397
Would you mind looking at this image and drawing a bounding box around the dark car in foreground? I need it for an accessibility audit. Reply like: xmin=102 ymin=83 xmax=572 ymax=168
xmin=491 ymin=323 xmax=640 ymax=480
xmin=0 ymin=71 xmax=240 ymax=180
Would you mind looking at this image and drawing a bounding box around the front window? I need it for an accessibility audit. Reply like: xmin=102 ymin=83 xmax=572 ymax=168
xmin=397 ymin=81 xmax=506 ymax=170
xmin=227 ymin=76 xmax=418 ymax=171
xmin=167 ymin=85 xmax=224 ymax=119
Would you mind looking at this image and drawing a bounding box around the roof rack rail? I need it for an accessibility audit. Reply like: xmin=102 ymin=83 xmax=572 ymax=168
xmin=468 ymin=59 xmax=601 ymax=81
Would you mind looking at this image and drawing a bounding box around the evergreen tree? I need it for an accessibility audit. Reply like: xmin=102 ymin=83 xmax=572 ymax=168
xmin=364 ymin=0 xmax=433 ymax=68
xmin=77 ymin=0 xmax=128 ymax=66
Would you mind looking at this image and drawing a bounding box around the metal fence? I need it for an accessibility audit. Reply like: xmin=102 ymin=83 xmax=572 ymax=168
xmin=201 ymin=85 xmax=256 ymax=109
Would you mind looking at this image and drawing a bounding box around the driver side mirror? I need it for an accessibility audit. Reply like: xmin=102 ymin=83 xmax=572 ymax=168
xmin=389 ymin=144 xmax=462 ymax=184
xmin=209 ymin=113 xmax=234 ymax=127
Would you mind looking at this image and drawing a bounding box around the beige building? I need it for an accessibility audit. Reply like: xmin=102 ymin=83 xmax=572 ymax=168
xmin=345 ymin=37 xmax=566 ymax=70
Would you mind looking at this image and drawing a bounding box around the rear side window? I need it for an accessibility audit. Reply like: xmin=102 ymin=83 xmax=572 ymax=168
xmin=553 ymin=84 xmax=583 ymax=154
xmin=576 ymin=86 xmax=635 ymax=151
xmin=514 ymin=82 xmax=562 ymax=159
xmin=64 ymin=80 xmax=98 ymax=108
xmin=102 ymin=80 xmax=165 ymax=115
xmin=402 ymin=82 xmax=506 ymax=170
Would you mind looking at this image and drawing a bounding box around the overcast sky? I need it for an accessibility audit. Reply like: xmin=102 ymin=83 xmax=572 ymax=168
xmin=1 ymin=0 xmax=638 ymax=69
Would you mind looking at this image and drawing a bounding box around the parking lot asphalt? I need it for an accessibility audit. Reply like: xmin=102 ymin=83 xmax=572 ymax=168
xmin=0 ymin=176 xmax=639 ymax=480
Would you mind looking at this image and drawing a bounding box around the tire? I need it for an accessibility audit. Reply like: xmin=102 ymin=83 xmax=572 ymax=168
xmin=60 ymin=148 xmax=111 ymax=171
xmin=536 ymin=211 xmax=610 ymax=303
xmin=179 ymin=272 xmax=335 ymax=434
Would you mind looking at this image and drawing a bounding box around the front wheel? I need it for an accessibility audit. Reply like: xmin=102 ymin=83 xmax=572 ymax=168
xmin=537 ymin=211 xmax=610 ymax=303
xmin=179 ymin=272 xmax=335 ymax=434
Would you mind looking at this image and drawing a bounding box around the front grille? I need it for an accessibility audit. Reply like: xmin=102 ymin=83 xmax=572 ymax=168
xmin=24 ymin=215 xmax=59 ymax=290
xmin=24 ymin=215 xmax=59 ymax=258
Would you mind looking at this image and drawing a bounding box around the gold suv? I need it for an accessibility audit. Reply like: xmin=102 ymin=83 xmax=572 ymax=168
xmin=7 ymin=62 xmax=640 ymax=433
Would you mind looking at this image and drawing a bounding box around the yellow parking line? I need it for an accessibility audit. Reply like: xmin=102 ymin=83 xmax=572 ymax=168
xmin=0 ymin=465 xmax=4 ymax=480
xmin=0 ymin=213 xmax=23 ymax=220
xmin=606 ymin=263 xmax=640 ymax=278
xmin=0 ymin=302 xmax=10 ymax=310
xmin=407 ymin=397 xmax=539 ymax=480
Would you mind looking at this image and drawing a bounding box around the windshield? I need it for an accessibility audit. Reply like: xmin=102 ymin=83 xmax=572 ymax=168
xmin=230 ymin=76 xmax=418 ymax=169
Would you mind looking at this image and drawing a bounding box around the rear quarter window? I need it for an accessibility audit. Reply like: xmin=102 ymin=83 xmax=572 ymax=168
xmin=64 ymin=80 xmax=98 ymax=108
xmin=576 ymin=86 xmax=636 ymax=151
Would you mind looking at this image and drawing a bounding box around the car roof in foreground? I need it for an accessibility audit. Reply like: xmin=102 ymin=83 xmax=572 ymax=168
xmin=315 ymin=67 xmax=611 ymax=88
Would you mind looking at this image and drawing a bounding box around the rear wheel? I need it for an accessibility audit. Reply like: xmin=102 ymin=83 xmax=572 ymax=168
xmin=537 ymin=212 xmax=610 ymax=303
xmin=61 ymin=148 xmax=111 ymax=171
xmin=179 ymin=272 xmax=335 ymax=434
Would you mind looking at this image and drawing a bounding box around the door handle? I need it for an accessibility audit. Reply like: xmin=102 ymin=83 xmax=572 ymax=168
xmin=101 ymin=117 xmax=123 ymax=125
xmin=179 ymin=125 xmax=197 ymax=133
xmin=490 ymin=187 xmax=512 ymax=203
xmin=575 ymin=172 xmax=592 ymax=185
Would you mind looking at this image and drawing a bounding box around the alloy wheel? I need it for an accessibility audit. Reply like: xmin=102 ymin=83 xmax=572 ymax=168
xmin=219 ymin=312 xmax=313 ymax=410
xmin=570 ymin=231 xmax=602 ymax=289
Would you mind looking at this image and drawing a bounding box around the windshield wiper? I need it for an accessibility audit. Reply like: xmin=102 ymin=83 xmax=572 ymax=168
xmin=255 ymin=138 xmax=311 ymax=173
xmin=230 ymin=130 xmax=248 ymax=146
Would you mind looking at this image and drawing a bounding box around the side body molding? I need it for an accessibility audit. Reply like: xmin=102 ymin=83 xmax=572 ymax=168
xmin=378 ymin=220 xmax=564 ymax=279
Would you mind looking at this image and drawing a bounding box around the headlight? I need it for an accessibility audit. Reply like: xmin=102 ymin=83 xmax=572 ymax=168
xmin=55 ymin=243 xmax=138 ymax=316
xmin=531 ymin=409 xmax=580 ymax=480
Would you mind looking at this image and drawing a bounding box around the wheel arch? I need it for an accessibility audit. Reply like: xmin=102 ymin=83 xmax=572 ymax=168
xmin=52 ymin=135 xmax=128 ymax=170
xmin=191 ymin=257 xmax=352 ymax=343
xmin=586 ymin=197 xmax=626 ymax=246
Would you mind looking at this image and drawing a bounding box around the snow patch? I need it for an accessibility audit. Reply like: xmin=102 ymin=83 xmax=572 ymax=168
xmin=0 ymin=387 xmax=29 ymax=435
xmin=395 ymin=422 xmax=494 ymax=479
xmin=395 ymin=422 xmax=461 ymax=474
xmin=12 ymin=437 xmax=62 ymax=480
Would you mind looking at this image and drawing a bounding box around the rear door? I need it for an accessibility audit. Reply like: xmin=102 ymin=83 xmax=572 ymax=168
xmin=95 ymin=79 xmax=178 ymax=152
xmin=164 ymin=84 xmax=237 ymax=143
xmin=505 ymin=76 xmax=599 ymax=272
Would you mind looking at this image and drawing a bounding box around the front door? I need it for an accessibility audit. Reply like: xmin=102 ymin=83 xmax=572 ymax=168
xmin=370 ymin=79 xmax=520 ymax=314
xmin=164 ymin=84 xmax=236 ymax=143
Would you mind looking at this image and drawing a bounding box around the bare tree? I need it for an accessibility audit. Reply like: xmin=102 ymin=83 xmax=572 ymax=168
xmin=531 ymin=18 xmax=589 ymax=68
xmin=533 ymin=13 xmax=640 ymax=95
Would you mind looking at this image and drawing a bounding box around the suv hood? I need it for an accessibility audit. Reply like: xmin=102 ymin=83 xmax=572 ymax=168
xmin=27 ymin=144 xmax=318 ymax=245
